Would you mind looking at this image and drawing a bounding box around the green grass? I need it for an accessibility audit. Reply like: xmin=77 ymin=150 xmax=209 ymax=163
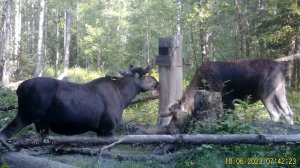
xmin=174 ymin=92 xmax=300 ymax=168
xmin=174 ymin=144 xmax=300 ymax=168
xmin=287 ymin=91 xmax=300 ymax=124
xmin=0 ymin=86 xmax=17 ymax=128
xmin=45 ymin=67 xmax=106 ymax=83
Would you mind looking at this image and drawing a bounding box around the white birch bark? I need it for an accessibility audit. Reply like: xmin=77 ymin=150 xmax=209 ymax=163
xmin=34 ymin=0 xmax=46 ymax=77
xmin=1 ymin=0 xmax=12 ymax=84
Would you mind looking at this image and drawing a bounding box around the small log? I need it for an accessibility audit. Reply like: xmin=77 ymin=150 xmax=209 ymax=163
xmin=0 ymin=152 xmax=75 ymax=168
xmin=0 ymin=105 xmax=17 ymax=112
xmin=12 ymin=134 xmax=300 ymax=148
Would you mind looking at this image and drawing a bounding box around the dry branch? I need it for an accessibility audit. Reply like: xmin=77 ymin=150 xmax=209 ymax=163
xmin=275 ymin=53 xmax=300 ymax=62
xmin=0 ymin=152 xmax=75 ymax=168
xmin=0 ymin=138 xmax=15 ymax=151
xmin=13 ymin=134 xmax=300 ymax=148
xmin=130 ymin=91 xmax=159 ymax=105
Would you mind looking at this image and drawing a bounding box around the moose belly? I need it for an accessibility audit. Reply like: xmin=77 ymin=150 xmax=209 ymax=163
xmin=47 ymin=111 xmax=101 ymax=135
xmin=49 ymin=121 xmax=97 ymax=135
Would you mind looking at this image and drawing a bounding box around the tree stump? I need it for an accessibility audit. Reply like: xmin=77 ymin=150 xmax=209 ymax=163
xmin=193 ymin=90 xmax=223 ymax=121
xmin=172 ymin=90 xmax=223 ymax=133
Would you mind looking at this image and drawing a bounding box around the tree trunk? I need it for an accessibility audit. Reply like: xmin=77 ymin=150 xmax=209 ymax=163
xmin=34 ymin=0 xmax=46 ymax=77
xmin=245 ymin=0 xmax=251 ymax=58
xmin=43 ymin=5 xmax=48 ymax=73
xmin=292 ymin=36 xmax=300 ymax=90
xmin=13 ymin=0 xmax=22 ymax=75
xmin=200 ymin=30 xmax=209 ymax=62
xmin=30 ymin=2 xmax=36 ymax=54
xmin=58 ymin=4 xmax=71 ymax=79
xmin=176 ymin=0 xmax=181 ymax=35
xmin=297 ymin=60 xmax=300 ymax=90
xmin=55 ymin=7 xmax=60 ymax=77
xmin=189 ymin=22 xmax=197 ymax=67
xmin=235 ymin=0 xmax=245 ymax=59
xmin=1 ymin=0 xmax=12 ymax=85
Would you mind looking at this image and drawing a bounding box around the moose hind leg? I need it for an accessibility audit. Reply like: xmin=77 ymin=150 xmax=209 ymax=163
xmin=274 ymin=86 xmax=293 ymax=124
xmin=0 ymin=115 xmax=32 ymax=140
xmin=261 ymin=96 xmax=281 ymax=122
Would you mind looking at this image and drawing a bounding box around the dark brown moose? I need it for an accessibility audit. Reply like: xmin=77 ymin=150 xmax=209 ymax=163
xmin=168 ymin=59 xmax=293 ymax=132
xmin=0 ymin=65 xmax=158 ymax=140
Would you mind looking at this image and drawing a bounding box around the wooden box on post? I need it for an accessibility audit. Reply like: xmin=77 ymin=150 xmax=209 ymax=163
xmin=156 ymin=35 xmax=183 ymax=127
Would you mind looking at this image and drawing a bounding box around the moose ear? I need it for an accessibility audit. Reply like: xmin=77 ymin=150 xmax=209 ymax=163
xmin=143 ymin=66 xmax=151 ymax=74
xmin=116 ymin=68 xmax=128 ymax=77
xmin=128 ymin=64 xmax=134 ymax=72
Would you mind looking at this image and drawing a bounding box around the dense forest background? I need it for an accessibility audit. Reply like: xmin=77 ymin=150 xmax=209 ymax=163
xmin=0 ymin=0 xmax=300 ymax=89
xmin=1 ymin=1 xmax=300 ymax=167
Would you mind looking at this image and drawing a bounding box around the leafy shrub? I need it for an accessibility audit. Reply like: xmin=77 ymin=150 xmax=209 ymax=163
xmin=0 ymin=87 xmax=17 ymax=128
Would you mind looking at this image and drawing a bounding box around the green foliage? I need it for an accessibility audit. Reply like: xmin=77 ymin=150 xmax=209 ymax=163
xmin=287 ymin=91 xmax=300 ymax=124
xmin=287 ymin=91 xmax=300 ymax=106
xmin=175 ymin=144 xmax=300 ymax=168
xmin=0 ymin=87 xmax=17 ymax=128
xmin=0 ymin=87 xmax=17 ymax=107
xmin=45 ymin=67 xmax=106 ymax=83
xmin=262 ymin=25 xmax=295 ymax=49
xmin=186 ymin=97 xmax=269 ymax=134
xmin=186 ymin=108 xmax=259 ymax=135
xmin=0 ymin=164 xmax=10 ymax=168
xmin=123 ymin=100 xmax=158 ymax=125
xmin=174 ymin=92 xmax=300 ymax=168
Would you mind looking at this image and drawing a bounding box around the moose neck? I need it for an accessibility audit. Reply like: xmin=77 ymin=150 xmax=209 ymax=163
xmin=180 ymin=72 xmax=202 ymax=112
xmin=118 ymin=77 xmax=141 ymax=108
xmin=180 ymin=84 xmax=197 ymax=112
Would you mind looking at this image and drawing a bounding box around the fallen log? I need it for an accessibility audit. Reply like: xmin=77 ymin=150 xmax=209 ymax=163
xmin=13 ymin=134 xmax=300 ymax=148
xmin=0 ymin=152 xmax=75 ymax=168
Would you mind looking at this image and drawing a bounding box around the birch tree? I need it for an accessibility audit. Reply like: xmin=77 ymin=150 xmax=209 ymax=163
xmin=13 ymin=0 xmax=22 ymax=67
xmin=55 ymin=6 xmax=60 ymax=77
xmin=1 ymin=0 xmax=12 ymax=85
xmin=34 ymin=0 xmax=46 ymax=77
xmin=58 ymin=3 xmax=71 ymax=79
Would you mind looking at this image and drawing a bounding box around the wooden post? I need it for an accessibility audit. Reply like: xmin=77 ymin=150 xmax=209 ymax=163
xmin=156 ymin=35 xmax=183 ymax=126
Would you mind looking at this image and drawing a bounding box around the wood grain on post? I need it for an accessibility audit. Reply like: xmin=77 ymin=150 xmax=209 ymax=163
xmin=156 ymin=35 xmax=183 ymax=126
